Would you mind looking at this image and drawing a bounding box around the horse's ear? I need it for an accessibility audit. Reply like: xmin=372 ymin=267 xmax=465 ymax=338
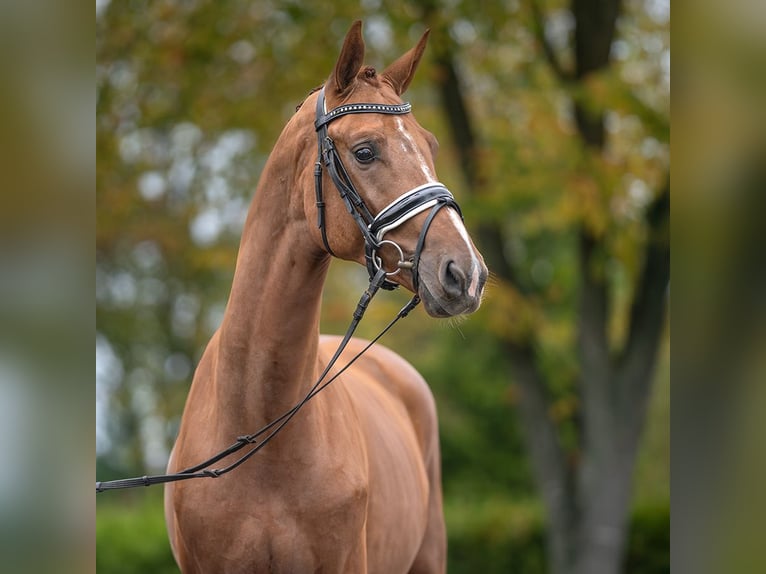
xmin=382 ymin=29 xmax=430 ymax=95
xmin=328 ymin=20 xmax=365 ymax=94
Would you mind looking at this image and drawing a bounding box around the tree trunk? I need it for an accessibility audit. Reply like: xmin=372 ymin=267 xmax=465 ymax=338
xmin=507 ymin=342 xmax=578 ymax=574
xmin=419 ymin=1 xmax=668 ymax=572
xmin=574 ymin=190 xmax=668 ymax=574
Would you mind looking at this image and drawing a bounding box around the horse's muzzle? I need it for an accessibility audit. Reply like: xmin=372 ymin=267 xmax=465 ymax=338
xmin=418 ymin=255 xmax=487 ymax=318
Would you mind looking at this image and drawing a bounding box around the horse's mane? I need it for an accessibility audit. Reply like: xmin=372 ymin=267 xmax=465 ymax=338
xmin=295 ymin=84 xmax=325 ymax=112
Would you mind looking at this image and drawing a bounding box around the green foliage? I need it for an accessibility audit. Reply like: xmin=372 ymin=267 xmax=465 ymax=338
xmin=96 ymin=493 xmax=177 ymax=574
xmin=448 ymin=499 xmax=670 ymax=574
xmin=419 ymin=324 xmax=536 ymax=498
xmin=95 ymin=492 xmax=668 ymax=574
xmin=624 ymin=504 xmax=670 ymax=574
xmin=97 ymin=0 xmax=668 ymax=570
xmin=96 ymin=0 xmax=667 ymax=475
xmin=446 ymin=497 xmax=546 ymax=574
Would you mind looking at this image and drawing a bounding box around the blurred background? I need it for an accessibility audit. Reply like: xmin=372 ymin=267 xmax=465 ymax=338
xmin=96 ymin=0 xmax=669 ymax=572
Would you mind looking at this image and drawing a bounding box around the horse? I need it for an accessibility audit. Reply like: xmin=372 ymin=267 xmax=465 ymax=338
xmin=164 ymin=20 xmax=487 ymax=573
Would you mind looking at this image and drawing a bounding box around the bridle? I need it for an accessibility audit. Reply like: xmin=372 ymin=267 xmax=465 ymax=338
xmin=313 ymin=86 xmax=462 ymax=292
xmin=96 ymin=86 xmax=464 ymax=493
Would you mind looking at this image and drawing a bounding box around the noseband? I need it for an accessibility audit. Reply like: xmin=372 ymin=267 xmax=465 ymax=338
xmin=314 ymin=87 xmax=462 ymax=291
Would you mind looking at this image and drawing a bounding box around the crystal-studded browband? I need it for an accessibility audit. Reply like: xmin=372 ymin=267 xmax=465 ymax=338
xmin=314 ymin=101 xmax=412 ymax=131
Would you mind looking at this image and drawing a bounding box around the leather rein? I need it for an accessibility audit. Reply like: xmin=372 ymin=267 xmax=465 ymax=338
xmin=96 ymin=87 xmax=463 ymax=493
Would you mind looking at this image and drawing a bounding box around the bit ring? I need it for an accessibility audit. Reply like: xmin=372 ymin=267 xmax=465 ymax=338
xmin=372 ymin=240 xmax=405 ymax=277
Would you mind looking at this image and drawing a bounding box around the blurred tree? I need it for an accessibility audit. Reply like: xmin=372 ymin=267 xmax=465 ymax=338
xmin=97 ymin=1 xmax=668 ymax=572
xmin=411 ymin=1 xmax=669 ymax=573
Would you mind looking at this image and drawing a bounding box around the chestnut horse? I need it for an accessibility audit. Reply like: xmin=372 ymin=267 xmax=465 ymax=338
xmin=165 ymin=21 xmax=487 ymax=573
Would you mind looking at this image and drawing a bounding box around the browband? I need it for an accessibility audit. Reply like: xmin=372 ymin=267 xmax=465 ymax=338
xmin=315 ymin=101 xmax=412 ymax=131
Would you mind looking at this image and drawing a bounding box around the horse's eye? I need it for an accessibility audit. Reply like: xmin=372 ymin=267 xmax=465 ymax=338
xmin=353 ymin=147 xmax=375 ymax=163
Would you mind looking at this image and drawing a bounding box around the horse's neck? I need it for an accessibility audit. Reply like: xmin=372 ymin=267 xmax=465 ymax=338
xmin=214 ymin=127 xmax=329 ymax=431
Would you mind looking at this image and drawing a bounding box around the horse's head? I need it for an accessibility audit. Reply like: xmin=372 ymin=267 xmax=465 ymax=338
xmin=304 ymin=21 xmax=487 ymax=318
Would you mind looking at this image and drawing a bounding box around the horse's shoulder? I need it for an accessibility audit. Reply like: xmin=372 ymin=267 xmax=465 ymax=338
xmin=318 ymin=334 xmax=438 ymax=436
xmin=318 ymin=334 xmax=426 ymax=388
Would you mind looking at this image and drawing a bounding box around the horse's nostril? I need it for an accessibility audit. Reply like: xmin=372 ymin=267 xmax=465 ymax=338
xmin=441 ymin=260 xmax=466 ymax=297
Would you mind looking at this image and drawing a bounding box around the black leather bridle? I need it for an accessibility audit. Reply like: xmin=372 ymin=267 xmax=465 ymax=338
xmin=95 ymin=86 xmax=464 ymax=493
xmin=314 ymin=86 xmax=462 ymax=292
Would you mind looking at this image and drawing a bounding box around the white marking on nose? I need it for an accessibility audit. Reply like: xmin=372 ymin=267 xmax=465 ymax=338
xmin=395 ymin=117 xmax=436 ymax=183
xmin=446 ymin=209 xmax=482 ymax=298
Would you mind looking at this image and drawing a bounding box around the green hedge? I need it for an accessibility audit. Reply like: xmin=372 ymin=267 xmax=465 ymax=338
xmin=624 ymin=502 xmax=671 ymax=574
xmin=446 ymin=498 xmax=669 ymax=574
xmin=96 ymin=494 xmax=668 ymax=573
xmin=96 ymin=494 xmax=177 ymax=574
xmin=446 ymin=497 xmax=546 ymax=573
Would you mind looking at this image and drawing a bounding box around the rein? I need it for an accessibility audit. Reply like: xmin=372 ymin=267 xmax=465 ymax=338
xmin=96 ymin=269 xmax=417 ymax=492
xmin=96 ymin=87 xmax=463 ymax=493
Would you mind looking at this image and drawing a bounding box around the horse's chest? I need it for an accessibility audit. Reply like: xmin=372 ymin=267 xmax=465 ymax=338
xmin=178 ymin=457 xmax=369 ymax=572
